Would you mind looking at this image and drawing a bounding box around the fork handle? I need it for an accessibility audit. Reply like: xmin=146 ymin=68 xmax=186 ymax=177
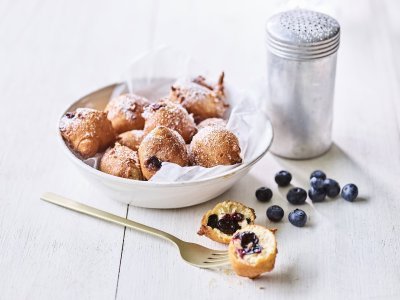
xmin=41 ymin=192 xmax=181 ymax=245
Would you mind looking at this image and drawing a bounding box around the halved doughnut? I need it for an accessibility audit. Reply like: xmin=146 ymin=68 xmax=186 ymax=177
xmin=197 ymin=201 xmax=256 ymax=244
xmin=229 ymin=225 xmax=277 ymax=278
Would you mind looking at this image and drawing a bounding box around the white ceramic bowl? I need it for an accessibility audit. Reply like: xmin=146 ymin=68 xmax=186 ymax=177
xmin=59 ymin=83 xmax=273 ymax=208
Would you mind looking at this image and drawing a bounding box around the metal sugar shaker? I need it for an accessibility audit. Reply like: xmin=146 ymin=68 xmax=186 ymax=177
xmin=265 ymin=9 xmax=340 ymax=159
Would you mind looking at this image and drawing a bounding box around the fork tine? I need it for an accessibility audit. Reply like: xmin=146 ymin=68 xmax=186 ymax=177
xmin=203 ymin=257 xmax=230 ymax=264
xmin=206 ymin=256 xmax=229 ymax=261
xmin=210 ymin=251 xmax=228 ymax=255
xmin=200 ymin=261 xmax=230 ymax=268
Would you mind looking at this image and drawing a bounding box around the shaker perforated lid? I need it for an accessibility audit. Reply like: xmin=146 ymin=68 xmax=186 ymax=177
xmin=266 ymin=9 xmax=340 ymax=60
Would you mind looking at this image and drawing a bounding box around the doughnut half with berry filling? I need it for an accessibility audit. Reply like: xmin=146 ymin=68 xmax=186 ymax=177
xmin=197 ymin=201 xmax=256 ymax=244
xmin=229 ymin=225 xmax=277 ymax=279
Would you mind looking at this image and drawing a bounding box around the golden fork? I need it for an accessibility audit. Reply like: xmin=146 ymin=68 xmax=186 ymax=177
xmin=40 ymin=192 xmax=229 ymax=268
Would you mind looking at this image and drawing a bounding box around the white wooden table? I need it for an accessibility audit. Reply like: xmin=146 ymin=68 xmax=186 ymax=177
xmin=1 ymin=0 xmax=400 ymax=299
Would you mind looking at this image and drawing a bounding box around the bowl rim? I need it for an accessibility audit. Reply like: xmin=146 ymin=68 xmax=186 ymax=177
xmin=58 ymin=83 xmax=274 ymax=187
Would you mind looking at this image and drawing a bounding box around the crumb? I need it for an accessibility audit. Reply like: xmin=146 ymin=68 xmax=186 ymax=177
xmin=222 ymin=268 xmax=235 ymax=276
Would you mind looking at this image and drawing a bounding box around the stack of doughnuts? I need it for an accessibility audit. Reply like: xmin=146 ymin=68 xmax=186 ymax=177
xmin=59 ymin=73 xmax=242 ymax=180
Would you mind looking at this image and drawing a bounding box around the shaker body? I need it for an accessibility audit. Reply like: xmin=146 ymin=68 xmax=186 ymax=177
xmin=266 ymin=52 xmax=337 ymax=159
xmin=265 ymin=9 xmax=340 ymax=159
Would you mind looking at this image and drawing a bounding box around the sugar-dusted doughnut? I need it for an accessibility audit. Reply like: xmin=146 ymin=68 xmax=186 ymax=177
xmin=99 ymin=143 xmax=143 ymax=180
xmin=59 ymin=108 xmax=115 ymax=159
xmin=116 ymin=130 xmax=144 ymax=151
xmin=143 ymin=100 xmax=197 ymax=143
xmin=190 ymin=127 xmax=241 ymax=168
xmin=170 ymin=73 xmax=228 ymax=123
xmin=105 ymin=93 xmax=149 ymax=133
xmin=138 ymin=126 xmax=189 ymax=180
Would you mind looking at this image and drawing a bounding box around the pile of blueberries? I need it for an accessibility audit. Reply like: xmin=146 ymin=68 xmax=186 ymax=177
xmin=255 ymin=170 xmax=359 ymax=228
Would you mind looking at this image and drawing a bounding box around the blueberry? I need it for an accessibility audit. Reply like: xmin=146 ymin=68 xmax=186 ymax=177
xmin=239 ymin=231 xmax=259 ymax=249
xmin=266 ymin=205 xmax=284 ymax=222
xmin=308 ymin=188 xmax=326 ymax=202
xmin=207 ymin=214 xmax=218 ymax=228
xmin=145 ymin=156 xmax=162 ymax=170
xmin=286 ymin=187 xmax=307 ymax=205
xmin=231 ymin=212 xmax=244 ymax=222
xmin=275 ymin=170 xmax=292 ymax=187
xmin=217 ymin=218 xmax=239 ymax=235
xmin=288 ymin=209 xmax=307 ymax=227
xmin=234 ymin=231 xmax=263 ymax=258
xmin=341 ymin=184 xmax=358 ymax=202
xmin=255 ymin=187 xmax=273 ymax=202
xmin=310 ymin=170 xmax=326 ymax=180
xmin=324 ymin=178 xmax=341 ymax=198
xmin=213 ymin=213 xmax=245 ymax=235
xmin=65 ymin=112 xmax=75 ymax=119
xmin=310 ymin=177 xmax=325 ymax=190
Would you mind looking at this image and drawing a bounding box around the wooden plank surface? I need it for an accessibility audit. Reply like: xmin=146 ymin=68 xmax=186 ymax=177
xmin=1 ymin=0 xmax=400 ymax=299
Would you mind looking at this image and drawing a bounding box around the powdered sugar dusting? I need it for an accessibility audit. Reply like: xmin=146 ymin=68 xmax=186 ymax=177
xmin=139 ymin=126 xmax=189 ymax=179
xmin=143 ymin=99 xmax=197 ymax=143
xmin=100 ymin=143 xmax=143 ymax=180
xmin=106 ymin=93 xmax=149 ymax=120
xmin=197 ymin=118 xmax=227 ymax=130
xmin=59 ymin=108 xmax=98 ymax=135
xmin=117 ymin=130 xmax=144 ymax=151
xmin=145 ymin=125 xmax=187 ymax=147
xmin=170 ymin=79 xmax=229 ymax=122
xmin=190 ymin=126 xmax=242 ymax=167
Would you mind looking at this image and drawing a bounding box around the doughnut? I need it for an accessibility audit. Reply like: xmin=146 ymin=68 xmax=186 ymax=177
xmin=99 ymin=143 xmax=143 ymax=180
xmin=229 ymin=225 xmax=277 ymax=278
xmin=197 ymin=201 xmax=256 ymax=244
xmin=116 ymin=130 xmax=144 ymax=151
xmin=138 ymin=126 xmax=189 ymax=180
xmin=143 ymin=100 xmax=197 ymax=143
xmin=105 ymin=93 xmax=149 ymax=133
xmin=190 ymin=127 xmax=241 ymax=168
xmin=59 ymin=108 xmax=115 ymax=159
xmin=169 ymin=73 xmax=228 ymax=123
